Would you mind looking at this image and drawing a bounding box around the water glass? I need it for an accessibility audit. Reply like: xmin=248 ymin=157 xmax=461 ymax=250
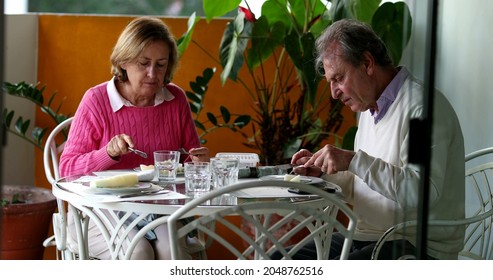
xmin=184 ymin=162 xmax=211 ymax=193
xmin=210 ymin=157 xmax=240 ymax=189
xmin=154 ymin=150 xmax=180 ymax=181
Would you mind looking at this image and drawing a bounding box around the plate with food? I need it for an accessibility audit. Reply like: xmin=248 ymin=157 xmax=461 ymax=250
xmin=84 ymin=182 xmax=153 ymax=194
xmin=259 ymin=174 xmax=325 ymax=185
xmin=84 ymin=173 xmax=153 ymax=193
xmin=133 ymin=165 xmax=156 ymax=181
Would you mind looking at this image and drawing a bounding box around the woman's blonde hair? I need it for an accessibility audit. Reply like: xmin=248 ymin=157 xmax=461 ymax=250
xmin=110 ymin=16 xmax=178 ymax=84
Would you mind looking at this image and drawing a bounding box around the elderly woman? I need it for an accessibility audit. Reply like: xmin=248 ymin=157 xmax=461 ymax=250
xmin=60 ymin=16 xmax=209 ymax=259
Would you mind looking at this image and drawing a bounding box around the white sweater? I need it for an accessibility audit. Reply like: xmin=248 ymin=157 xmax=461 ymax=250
xmin=326 ymin=73 xmax=465 ymax=259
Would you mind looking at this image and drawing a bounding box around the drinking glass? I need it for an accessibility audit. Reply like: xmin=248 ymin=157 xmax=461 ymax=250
xmin=210 ymin=157 xmax=240 ymax=189
xmin=154 ymin=150 xmax=180 ymax=181
xmin=184 ymin=162 xmax=211 ymax=193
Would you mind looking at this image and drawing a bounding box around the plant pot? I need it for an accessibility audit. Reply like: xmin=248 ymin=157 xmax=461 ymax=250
xmin=1 ymin=185 xmax=57 ymax=260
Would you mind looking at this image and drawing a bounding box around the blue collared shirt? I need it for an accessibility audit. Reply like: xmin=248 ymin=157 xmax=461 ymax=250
xmin=370 ymin=67 xmax=410 ymax=123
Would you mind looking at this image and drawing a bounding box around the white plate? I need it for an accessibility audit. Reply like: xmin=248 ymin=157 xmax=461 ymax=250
xmin=85 ymin=182 xmax=152 ymax=194
xmin=259 ymin=175 xmax=325 ymax=185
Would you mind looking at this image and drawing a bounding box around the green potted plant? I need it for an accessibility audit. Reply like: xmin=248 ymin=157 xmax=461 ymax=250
xmin=1 ymin=81 xmax=70 ymax=259
xmin=178 ymin=0 xmax=412 ymax=165
xmin=185 ymin=67 xmax=252 ymax=144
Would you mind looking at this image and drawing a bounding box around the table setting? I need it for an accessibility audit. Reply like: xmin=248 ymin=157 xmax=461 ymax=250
xmin=57 ymin=169 xmax=188 ymax=203
xmin=55 ymin=149 xmax=344 ymax=206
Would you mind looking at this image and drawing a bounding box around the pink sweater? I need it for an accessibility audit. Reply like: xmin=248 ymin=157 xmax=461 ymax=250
xmin=59 ymin=81 xmax=200 ymax=177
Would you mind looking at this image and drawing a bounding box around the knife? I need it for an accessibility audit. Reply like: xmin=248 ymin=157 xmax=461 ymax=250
xmin=128 ymin=147 xmax=148 ymax=158
xmin=274 ymin=163 xmax=297 ymax=174
xmin=118 ymin=189 xmax=169 ymax=198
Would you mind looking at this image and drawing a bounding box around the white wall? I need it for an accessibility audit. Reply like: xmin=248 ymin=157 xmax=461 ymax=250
xmin=436 ymin=0 xmax=493 ymax=155
xmin=2 ymin=14 xmax=37 ymax=186
xmin=401 ymin=0 xmax=492 ymax=156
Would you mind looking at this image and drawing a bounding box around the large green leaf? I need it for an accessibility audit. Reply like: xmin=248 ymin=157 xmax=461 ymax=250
xmin=203 ymin=0 xmax=242 ymax=22
xmin=288 ymin=0 xmax=308 ymax=28
xmin=284 ymin=31 xmax=319 ymax=106
xmin=219 ymin=13 xmax=253 ymax=84
xmin=330 ymin=0 xmax=353 ymax=22
xmin=351 ymin=0 xmax=381 ymax=24
xmin=176 ymin=12 xmax=200 ymax=58
xmin=246 ymin=16 xmax=286 ymax=69
xmin=372 ymin=2 xmax=412 ymax=64
xmin=261 ymin=0 xmax=290 ymax=28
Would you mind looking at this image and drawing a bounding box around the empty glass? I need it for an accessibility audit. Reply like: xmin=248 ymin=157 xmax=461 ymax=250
xmin=184 ymin=162 xmax=211 ymax=193
xmin=210 ymin=157 xmax=240 ymax=189
xmin=154 ymin=150 xmax=180 ymax=181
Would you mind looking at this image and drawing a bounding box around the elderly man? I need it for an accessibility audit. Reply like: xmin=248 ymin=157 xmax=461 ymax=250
xmin=290 ymin=19 xmax=465 ymax=260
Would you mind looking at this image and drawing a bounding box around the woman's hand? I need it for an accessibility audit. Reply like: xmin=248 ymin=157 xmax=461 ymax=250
xmin=106 ymin=134 xmax=134 ymax=159
xmin=189 ymin=147 xmax=210 ymax=162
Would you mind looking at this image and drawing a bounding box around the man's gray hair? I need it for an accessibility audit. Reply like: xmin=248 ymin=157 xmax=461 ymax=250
xmin=315 ymin=19 xmax=393 ymax=74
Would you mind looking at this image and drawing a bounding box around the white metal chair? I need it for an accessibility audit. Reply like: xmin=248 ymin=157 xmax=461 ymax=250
xmin=371 ymin=147 xmax=493 ymax=260
xmin=41 ymin=117 xmax=82 ymax=259
xmin=168 ymin=180 xmax=357 ymax=260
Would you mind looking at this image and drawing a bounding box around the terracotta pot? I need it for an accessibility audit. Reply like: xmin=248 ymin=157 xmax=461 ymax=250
xmin=1 ymin=185 xmax=57 ymax=260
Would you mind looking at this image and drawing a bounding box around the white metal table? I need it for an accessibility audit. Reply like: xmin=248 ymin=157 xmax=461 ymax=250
xmin=53 ymin=172 xmax=342 ymax=259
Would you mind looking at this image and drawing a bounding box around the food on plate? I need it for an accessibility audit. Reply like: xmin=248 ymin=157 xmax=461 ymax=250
xmin=140 ymin=164 xmax=155 ymax=171
xmin=90 ymin=173 xmax=139 ymax=188
xmin=284 ymin=174 xmax=295 ymax=181
xmin=289 ymin=175 xmax=301 ymax=182
xmin=176 ymin=163 xmax=184 ymax=173
xmin=283 ymin=174 xmax=297 ymax=181
xmin=137 ymin=168 xmax=155 ymax=181
xmin=283 ymin=174 xmax=302 ymax=182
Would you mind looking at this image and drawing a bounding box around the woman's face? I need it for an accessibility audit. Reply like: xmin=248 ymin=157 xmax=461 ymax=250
xmin=123 ymin=41 xmax=170 ymax=100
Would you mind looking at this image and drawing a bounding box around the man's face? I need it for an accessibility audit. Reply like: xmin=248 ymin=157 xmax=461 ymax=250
xmin=323 ymin=52 xmax=376 ymax=112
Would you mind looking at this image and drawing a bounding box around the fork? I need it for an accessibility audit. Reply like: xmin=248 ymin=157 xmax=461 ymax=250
xmin=289 ymin=164 xmax=300 ymax=175
xmin=179 ymin=148 xmax=191 ymax=161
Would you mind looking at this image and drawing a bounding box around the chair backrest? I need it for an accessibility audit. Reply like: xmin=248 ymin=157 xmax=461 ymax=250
xmin=167 ymin=180 xmax=357 ymax=260
xmin=371 ymin=147 xmax=493 ymax=260
xmin=42 ymin=116 xmax=74 ymax=259
xmin=462 ymin=147 xmax=493 ymax=259
xmin=44 ymin=117 xmax=73 ymax=185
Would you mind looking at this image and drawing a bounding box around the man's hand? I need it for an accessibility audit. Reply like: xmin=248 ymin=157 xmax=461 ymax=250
xmin=303 ymin=144 xmax=355 ymax=174
xmin=290 ymin=149 xmax=323 ymax=177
